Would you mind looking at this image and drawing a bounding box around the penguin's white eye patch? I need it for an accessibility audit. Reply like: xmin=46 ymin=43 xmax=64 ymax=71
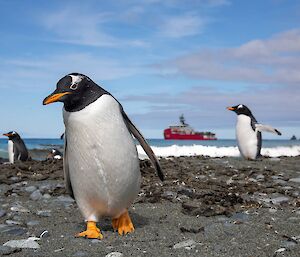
xmin=238 ymin=104 xmax=243 ymax=109
xmin=70 ymin=83 xmax=78 ymax=90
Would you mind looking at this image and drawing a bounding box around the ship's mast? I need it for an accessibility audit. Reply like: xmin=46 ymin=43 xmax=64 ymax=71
xmin=179 ymin=114 xmax=188 ymax=126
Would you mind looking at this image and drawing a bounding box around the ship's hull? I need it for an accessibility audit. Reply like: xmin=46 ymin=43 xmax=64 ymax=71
xmin=164 ymin=129 xmax=217 ymax=140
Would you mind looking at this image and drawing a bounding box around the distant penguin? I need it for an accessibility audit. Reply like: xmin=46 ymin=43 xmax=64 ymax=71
xmin=47 ymin=149 xmax=63 ymax=160
xmin=43 ymin=73 xmax=164 ymax=239
xmin=227 ymin=104 xmax=282 ymax=160
xmin=3 ymin=131 xmax=29 ymax=163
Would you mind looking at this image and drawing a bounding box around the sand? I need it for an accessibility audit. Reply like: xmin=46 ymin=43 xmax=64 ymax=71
xmin=0 ymin=156 xmax=299 ymax=256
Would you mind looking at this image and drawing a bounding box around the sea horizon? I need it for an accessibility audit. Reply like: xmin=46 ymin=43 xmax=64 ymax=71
xmin=1 ymin=138 xmax=300 ymax=160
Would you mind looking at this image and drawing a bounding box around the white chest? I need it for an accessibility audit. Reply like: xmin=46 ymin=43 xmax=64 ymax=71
xmin=236 ymin=115 xmax=259 ymax=159
xmin=8 ymin=140 xmax=14 ymax=164
xmin=62 ymin=95 xmax=140 ymax=218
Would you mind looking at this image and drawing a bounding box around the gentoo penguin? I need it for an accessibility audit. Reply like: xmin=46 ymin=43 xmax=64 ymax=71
xmin=3 ymin=131 xmax=29 ymax=164
xmin=47 ymin=149 xmax=63 ymax=160
xmin=43 ymin=73 xmax=164 ymax=239
xmin=227 ymin=104 xmax=282 ymax=160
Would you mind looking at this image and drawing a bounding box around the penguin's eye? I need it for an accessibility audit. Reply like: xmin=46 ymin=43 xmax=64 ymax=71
xmin=70 ymin=83 xmax=78 ymax=90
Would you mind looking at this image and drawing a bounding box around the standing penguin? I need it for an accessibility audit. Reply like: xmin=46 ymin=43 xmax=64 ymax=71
xmin=47 ymin=149 xmax=63 ymax=160
xmin=43 ymin=73 xmax=164 ymax=239
xmin=227 ymin=104 xmax=282 ymax=160
xmin=3 ymin=131 xmax=29 ymax=164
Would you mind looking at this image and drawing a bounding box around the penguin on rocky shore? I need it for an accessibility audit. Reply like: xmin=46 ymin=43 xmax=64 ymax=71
xmin=47 ymin=149 xmax=63 ymax=160
xmin=3 ymin=131 xmax=29 ymax=164
xmin=227 ymin=104 xmax=282 ymax=160
xmin=43 ymin=73 xmax=164 ymax=239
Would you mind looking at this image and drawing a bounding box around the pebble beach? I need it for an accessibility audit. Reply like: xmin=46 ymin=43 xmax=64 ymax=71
xmin=0 ymin=156 xmax=299 ymax=257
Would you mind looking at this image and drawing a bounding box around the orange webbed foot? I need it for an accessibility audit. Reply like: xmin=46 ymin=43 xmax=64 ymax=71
xmin=112 ymin=210 xmax=134 ymax=235
xmin=75 ymin=221 xmax=103 ymax=240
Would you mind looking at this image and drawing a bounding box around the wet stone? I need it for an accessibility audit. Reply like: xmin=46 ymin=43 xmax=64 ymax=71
xmin=10 ymin=205 xmax=30 ymax=213
xmin=36 ymin=210 xmax=52 ymax=217
xmin=161 ymin=191 xmax=177 ymax=200
xmin=0 ymin=225 xmax=27 ymax=236
xmin=43 ymin=193 xmax=51 ymax=199
xmin=6 ymin=220 xmax=23 ymax=226
xmin=256 ymin=174 xmax=265 ymax=181
xmin=0 ymin=209 xmax=6 ymax=217
xmin=282 ymin=240 xmax=297 ymax=248
xmin=56 ymin=195 xmax=75 ymax=203
xmin=173 ymin=239 xmax=197 ymax=250
xmin=270 ymin=196 xmax=290 ymax=205
xmin=24 ymin=186 xmax=37 ymax=193
xmin=274 ymin=179 xmax=287 ymax=185
xmin=26 ymin=220 xmax=40 ymax=226
xmin=3 ymin=237 xmax=40 ymax=249
xmin=289 ymin=177 xmax=300 ymax=183
xmin=231 ymin=212 xmax=249 ymax=222
xmin=30 ymin=190 xmax=43 ymax=201
xmin=73 ymin=251 xmax=89 ymax=257
xmin=0 ymin=245 xmax=22 ymax=255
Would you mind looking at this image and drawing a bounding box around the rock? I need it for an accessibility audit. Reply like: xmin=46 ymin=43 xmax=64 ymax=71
xmin=282 ymin=240 xmax=297 ymax=248
xmin=91 ymin=239 xmax=101 ymax=243
xmin=43 ymin=193 xmax=51 ymax=199
xmin=289 ymin=177 xmax=300 ymax=183
xmin=0 ymin=209 xmax=6 ymax=217
xmin=56 ymin=195 xmax=75 ymax=208
xmin=24 ymin=186 xmax=37 ymax=193
xmin=5 ymin=220 xmax=23 ymax=226
xmin=231 ymin=212 xmax=249 ymax=222
xmin=256 ymin=174 xmax=265 ymax=181
xmin=73 ymin=251 xmax=88 ymax=257
xmin=258 ymin=194 xmax=290 ymax=206
xmin=161 ymin=191 xmax=177 ymax=200
xmin=57 ymin=195 xmax=75 ymax=203
xmin=30 ymin=190 xmax=43 ymax=201
xmin=105 ymin=252 xmax=124 ymax=257
xmin=3 ymin=237 xmax=40 ymax=249
xmin=270 ymin=196 xmax=290 ymax=205
xmin=36 ymin=210 xmax=52 ymax=217
xmin=269 ymin=208 xmax=277 ymax=213
xmin=173 ymin=239 xmax=197 ymax=249
xmin=10 ymin=205 xmax=30 ymax=213
xmin=274 ymin=179 xmax=287 ymax=185
xmin=0 ymin=245 xmax=22 ymax=255
xmin=26 ymin=220 xmax=40 ymax=227
xmin=0 ymin=224 xmax=27 ymax=236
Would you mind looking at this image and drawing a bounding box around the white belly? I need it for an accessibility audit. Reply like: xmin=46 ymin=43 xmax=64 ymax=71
xmin=236 ymin=115 xmax=259 ymax=160
xmin=8 ymin=140 xmax=14 ymax=164
xmin=63 ymin=95 xmax=141 ymax=220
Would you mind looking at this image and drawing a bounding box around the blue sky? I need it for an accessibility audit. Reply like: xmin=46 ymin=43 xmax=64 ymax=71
xmin=0 ymin=0 xmax=299 ymax=139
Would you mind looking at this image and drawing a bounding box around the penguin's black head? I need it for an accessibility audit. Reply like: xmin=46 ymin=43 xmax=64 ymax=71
xmin=227 ymin=104 xmax=252 ymax=116
xmin=43 ymin=73 xmax=107 ymax=112
xmin=3 ymin=131 xmax=20 ymax=140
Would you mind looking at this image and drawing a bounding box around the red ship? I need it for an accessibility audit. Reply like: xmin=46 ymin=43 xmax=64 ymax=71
xmin=164 ymin=115 xmax=217 ymax=140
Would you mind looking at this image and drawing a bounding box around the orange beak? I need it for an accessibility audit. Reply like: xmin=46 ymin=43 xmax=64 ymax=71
xmin=227 ymin=107 xmax=235 ymax=111
xmin=3 ymin=133 xmax=12 ymax=137
xmin=43 ymin=92 xmax=71 ymax=105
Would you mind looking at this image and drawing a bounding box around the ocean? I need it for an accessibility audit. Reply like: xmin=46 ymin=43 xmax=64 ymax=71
xmin=1 ymin=138 xmax=300 ymax=160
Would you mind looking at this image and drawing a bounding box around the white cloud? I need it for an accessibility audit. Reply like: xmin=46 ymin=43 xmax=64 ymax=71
xmin=122 ymin=84 xmax=300 ymax=131
xmin=157 ymin=28 xmax=300 ymax=84
xmin=159 ymin=14 xmax=205 ymax=38
xmin=41 ymin=6 xmax=147 ymax=48
xmin=0 ymin=53 xmax=143 ymax=90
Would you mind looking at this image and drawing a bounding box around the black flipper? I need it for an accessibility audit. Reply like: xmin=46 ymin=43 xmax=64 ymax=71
xmin=121 ymin=110 xmax=164 ymax=181
xmin=63 ymin=135 xmax=74 ymax=198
